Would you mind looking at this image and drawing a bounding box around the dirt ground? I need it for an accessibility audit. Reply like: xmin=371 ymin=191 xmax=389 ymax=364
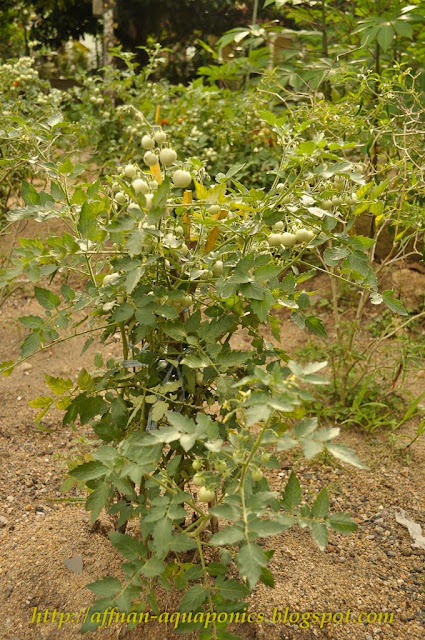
xmin=0 ymin=221 xmax=424 ymax=640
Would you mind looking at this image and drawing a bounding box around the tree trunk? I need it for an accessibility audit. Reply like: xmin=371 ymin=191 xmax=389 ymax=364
xmin=103 ymin=0 xmax=115 ymax=66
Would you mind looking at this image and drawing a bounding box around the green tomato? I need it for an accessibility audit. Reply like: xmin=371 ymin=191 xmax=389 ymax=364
xmin=334 ymin=176 xmax=345 ymax=191
xmin=160 ymin=148 xmax=177 ymax=165
xmin=198 ymin=486 xmax=215 ymax=503
xmin=192 ymin=460 xmax=203 ymax=471
xmin=208 ymin=204 xmax=221 ymax=215
xmin=260 ymin=453 xmax=270 ymax=464
xmin=295 ymin=228 xmax=313 ymax=243
xmin=145 ymin=194 xmax=154 ymax=210
xmin=193 ymin=473 xmax=204 ymax=486
xmin=215 ymin=460 xmax=227 ymax=472
xmin=273 ymin=221 xmax=284 ymax=231
xmin=154 ymin=130 xmax=167 ymax=143
xmin=143 ymin=151 xmax=158 ymax=167
xmin=141 ymin=135 xmax=155 ymax=150
xmin=212 ymin=260 xmax=223 ymax=276
xmin=124 ymin=164 xmax=137 ymax=179
xmin=268 ymin=233 xmax=282 ymax=247
xmin=115 ymin=192 xmax=126 ymax=205
xmin=280 ymin=232 xmax=297 ymax=248
xmin=132 ymin=178 xmax=149 ymax=194
xmin=172 ymin=170 xmax=192 ymax=188
xmin=251 ymin=468 xmax=263 ymax=482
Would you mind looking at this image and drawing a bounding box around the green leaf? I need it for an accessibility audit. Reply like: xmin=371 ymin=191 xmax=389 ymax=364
xmin=209 ymin=502 xmax=241 ymax=521
xmin=297 ymin=141 xmax=316 ymax=154
xmin=152 ymin=518 xmax=173 ymax=557
xmin=20 ymin=332 xmax=41 ymax=358
xmin=326 ymin=443 xmax=368 ymax=469
xmin=126 ymin=230 xmax=146 ymax=257
xmin=108 ymin=531 xmax=146 ymax=560
xmin=34 ymin=287 xmax=60 ymax=310
xmin=0 ymin=360 xmax=15 ymax=376
xmin=210 ymin=523 xmax=245 ymax=546
xmin=246 ymin=404 xmax=271 ymax=426
xmin=342 ymin=250 xmax=370 ymax=279
xmin=281 ymin=471 xmax=302 ymax=510
xmin=22 ymin=180 xmax=40 ymax=205
xmin=166 ymin=411 xmax=195 ymax=433
xmin=45 ymin=374 xmax=73 ymax=394
xmin=140 ymin=557 xmax=165 ymax=577
xmin=111 ymin=303 xmax=135 ymax=322
xmin=29 ymin=395 xmax=53 ymax=409
xmin=249 ymin=517 xmax=291 ymax=538
xmin=86 ymin=481 xmax=111 ymax=521
xmin=61 ymin=284 xmax=75 ymax=301
xmin=323 ymin=247 xmax=350 ymax=266
xmin=348 ymin=235 xmax=375 ymax=252
xmin=70 ymin=461 xmax=106 ymax=482
xmin=377 ymin=23 xmax=395 ymax=51
xmin=125 ymin=267 xmax=143 ymax=294
xmin=328 ymin=512 xmax=357 ymax=534
xmin=381 ymin=291 xmax=408 ymax=316
xmin=294 ymin=417 xmax=318 ymax=438
xmin=168 ymin=534 xmax=197 ymax=553
xmin=305 ymin=316 xmax=327 ymax=337
xmin=151 ymin=400 xmax=169 ymax=422
xmin=19 ymin=315 xmax=44 ymax=328
xmin=86 ymin=576 xmax=121 ymax=597
xmin=224 ymin=163 xmax=246 ymax=180
xmin=277 ymin=433 xmax=298 ymax=451
xmin=78 ymin=200 xmax=104 ymax=239
xmin=63 ymin=393 xmax=107 ymax=425
xmin=46 ymin=112 xmax=64 ymax=128
xmin=302 ymin=439 xmax=323 ymax=459
xmin=237 ymin=543 xmax=268 ymax=589
xmin=77 ymin=368 xmax=94 ymax=390
xmin=260 ymin=566 xmax=275 ymax=587
xmin=258 ymin=110 xmax=276 ymax=126
xmin=310 ymin=522 xmax=328 ymax=550
xmin=218 ymin=579 xmax=250 ymax=600
xmin=240 ymin=281 xmax=267 ymax=300
xmin=394 ymin=19 xmax=413 ymax=38
xmin=179 ymin=584 xmax=208 ymax=612
xmin=148 ymin=178 xmax=170 ymax=223
xmin=311 ymin=488 xmax=329 ymax=518
xmin=58 ymin=157 xmax=74 ymax=174
xmin=71 ymin=187 xmax=87 ymax=205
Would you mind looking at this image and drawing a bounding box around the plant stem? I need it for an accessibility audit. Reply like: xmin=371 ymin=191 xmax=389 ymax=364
xmin=196 ymin=535 xmax=218 ymax=639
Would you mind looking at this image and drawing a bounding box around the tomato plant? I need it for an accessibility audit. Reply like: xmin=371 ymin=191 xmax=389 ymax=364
xmin=1 ymin=109 xmax=395 ymax=636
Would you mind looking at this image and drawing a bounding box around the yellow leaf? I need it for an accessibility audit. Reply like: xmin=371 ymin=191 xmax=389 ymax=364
xmin=154 ymin=104 xmax=161 ymax=124
xmin=194 ymin=180 xmax=208 ymax=200
xmin=150 ymin=163 xmax=163 ymax=184
xmin=183 ymin=190 xmax=192 ymax=240
xmin=203 ymin=209 xmax=229 ymax=254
